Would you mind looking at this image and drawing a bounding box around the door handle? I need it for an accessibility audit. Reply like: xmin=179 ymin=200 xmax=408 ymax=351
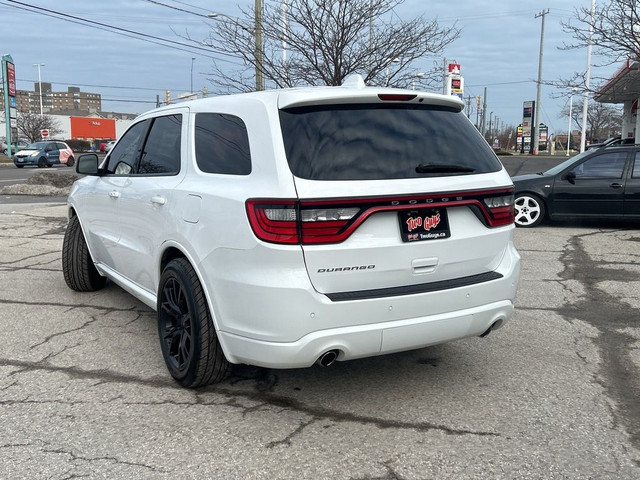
xmin=151 ymin=196 xmax=167 ymax=205
xmin=609 ymin=183 xmax=623 ymax=189
xmin=108 ymin=191 xmax=120 ymax=199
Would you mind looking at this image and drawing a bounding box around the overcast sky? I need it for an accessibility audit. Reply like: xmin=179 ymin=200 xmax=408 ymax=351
xmin=0 ymin=0 xmax=620 ymax=136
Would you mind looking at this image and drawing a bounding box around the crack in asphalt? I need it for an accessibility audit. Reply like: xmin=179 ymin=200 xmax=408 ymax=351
xmin=557 ymin=233 xmax=640 ymax=458
xmin=41 ymin=447 xmax=162 ymax=472
xmin=265 ymin=418 xmax=316 ymax=449
xmin=0 ymin=298 xmax=148 ymax=314
xmin=30 ymin=317 xmax=100 ymax=350
xmin=0 ymin=357 xmax=500 ymax=442
xmin=0 ymin=440 xmax=162 ymax=475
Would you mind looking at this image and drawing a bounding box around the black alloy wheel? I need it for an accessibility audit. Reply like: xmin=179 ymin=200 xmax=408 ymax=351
xmin=159 ymin=275 xmax=194 ymax=377
xmin=157 ymin=258 xmax=229 ymax=387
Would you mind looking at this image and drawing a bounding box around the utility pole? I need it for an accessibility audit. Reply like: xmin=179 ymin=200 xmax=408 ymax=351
xmin=533 ymin=9 xmax=548 ymax=155
xmin=255 ymin=0 xmax=264 ymax=91
xmin=581 ymin=0 xmax=596 ymax=152
xmin=465 ymin=95 xmax=472 ymax=118
xmin=480 ymin=87 xmax=487 ymax=136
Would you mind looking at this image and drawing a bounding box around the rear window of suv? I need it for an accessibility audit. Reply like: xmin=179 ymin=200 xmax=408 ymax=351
xmin=279 ymin=104 xmax=502 ymax=180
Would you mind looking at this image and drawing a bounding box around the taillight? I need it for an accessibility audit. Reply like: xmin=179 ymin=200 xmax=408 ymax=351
xmin=483 ymin=194 xmax=515 ymax=227
xmin=246 ymin=200 xmax=299 ymax=244
xmin=247 ymin=189 xmax=514 ymax=245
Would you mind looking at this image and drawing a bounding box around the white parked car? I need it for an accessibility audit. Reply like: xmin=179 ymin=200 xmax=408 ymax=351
xmin=104 ymin=140 xmax=116 ymax=153
xmin=62 ymin=77 xmax=520 ymax=387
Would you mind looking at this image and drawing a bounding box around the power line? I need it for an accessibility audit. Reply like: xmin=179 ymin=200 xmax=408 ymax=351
xmin=16 ymin=77 xmax=188 ymax=93
xmin=1 ymin=0 xmax=243 ymax=66
xmin=143 ymin=0 xmax=208 ymax=18
xmin=167 ymin=0 xmax=212 ymax=14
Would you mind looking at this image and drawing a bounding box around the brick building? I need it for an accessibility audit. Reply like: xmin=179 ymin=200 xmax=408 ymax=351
xmin=0 ymin=83 xmax=101 ymax=115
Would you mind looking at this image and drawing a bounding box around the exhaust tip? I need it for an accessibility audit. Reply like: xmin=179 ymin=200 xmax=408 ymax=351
xmin=316 ymin=350 xmax=339 ymax=367
xmin=480 ymin=318 xmax=504 ymax=338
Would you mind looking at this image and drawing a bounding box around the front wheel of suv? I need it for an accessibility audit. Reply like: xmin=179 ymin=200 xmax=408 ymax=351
xmin=62 ymin=215 xmax=107 ymax=291
xmin=514 ymin=193 xmax=546 ymax=227
xmin=157 ymin=258 xmax=229 ymax=388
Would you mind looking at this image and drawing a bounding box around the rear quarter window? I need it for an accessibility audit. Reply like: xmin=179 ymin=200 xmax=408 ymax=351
xmin=194 ymin=113 xmax=251 ymax=175
xmin=279 ymin=104 xmax=502 ymax=180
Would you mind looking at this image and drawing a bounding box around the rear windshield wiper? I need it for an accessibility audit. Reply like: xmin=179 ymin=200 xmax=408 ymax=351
xmin=415 ymin=163 xmax=476 ymax=174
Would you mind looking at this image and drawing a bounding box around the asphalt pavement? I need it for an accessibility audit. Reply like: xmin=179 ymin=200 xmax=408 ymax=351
xmin=0 ymin=155 xmax=639 ymax=478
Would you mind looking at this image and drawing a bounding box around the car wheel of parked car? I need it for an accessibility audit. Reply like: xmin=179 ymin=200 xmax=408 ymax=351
xmin=66 ymin=156 xmax=75 ymax=167
xmin=62 ymin=215 xmax=107 ymax=291
xmin=37 ymin=157 xmax=46 ymax=168
xmin=514 ymin=193 xmax=545 ymax=228
xmin=15 ymin=165 xmax=23 ymax=169
xmin=157 ymin=258 xmax=229 ymax=388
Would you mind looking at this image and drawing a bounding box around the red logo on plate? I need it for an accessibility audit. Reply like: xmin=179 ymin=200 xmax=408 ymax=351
xmin=406 ymin=213 xmax=441 ymax=232
xmin=423 ymin=213 xmax=441 ymax=231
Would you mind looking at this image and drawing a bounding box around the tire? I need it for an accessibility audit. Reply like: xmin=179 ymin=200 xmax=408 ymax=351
xmin=514 ymin=193 xmax=546 ymax=228
xmin=16 ymin=165 xmax=23 ymax=169
xmin=157 ymin=258 xmax=229 ymax=388
xmin=66 ymin=156 xmax=75 ymax=167
xmin=62 ymin=215 xmax=107 ymax=292
xmin=38 ymin=157 xmax=47 ymax=168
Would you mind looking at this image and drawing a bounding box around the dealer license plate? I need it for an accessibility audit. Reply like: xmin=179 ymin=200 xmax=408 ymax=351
xmin=398 ymin=208 xmax=451 ymax=243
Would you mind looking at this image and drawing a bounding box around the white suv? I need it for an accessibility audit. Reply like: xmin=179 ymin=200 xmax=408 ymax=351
xmin=63 ymin=78 xmax=520 ymax=388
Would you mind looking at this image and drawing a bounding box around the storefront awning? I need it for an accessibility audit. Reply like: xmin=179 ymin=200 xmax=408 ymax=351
xmin=595 ymin=60 xmax=640 ymax=103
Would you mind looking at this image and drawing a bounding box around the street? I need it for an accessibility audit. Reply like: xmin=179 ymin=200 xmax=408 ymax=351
xmin=0 ymin=155 xmax=638 ymax=479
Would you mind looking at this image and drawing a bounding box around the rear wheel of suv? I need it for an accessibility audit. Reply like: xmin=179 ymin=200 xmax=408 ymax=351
xmin=157 ymin=258 xmax=229 ymax=388
xmin=514 ymin=193 xmax=545 ymax=227
xmin=62 ymin=215 xmax=107 ymax=291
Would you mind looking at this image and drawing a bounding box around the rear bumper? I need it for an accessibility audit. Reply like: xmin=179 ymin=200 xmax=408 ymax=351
xmin=210 ymin=241 xmax=520 ymax=368
xmin=219 ymin=299 xmax=514 ymax=368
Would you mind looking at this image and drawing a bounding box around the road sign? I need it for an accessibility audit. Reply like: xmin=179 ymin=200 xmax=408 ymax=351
xmin=41 ymin=129 xmax=49 ymax=138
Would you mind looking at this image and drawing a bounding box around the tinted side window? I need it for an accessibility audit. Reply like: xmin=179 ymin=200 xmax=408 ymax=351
xmin=574 ymin=151 xmax=627 ymax=179
xmin=195 ymin=113 xmax=251 ymax=175
xmin=138 ymin=114 xmax=182 ymax=175
xmin=279 ymin=104 xmax=502 ymax=180
xmin=56 ymin=142 xmax=66 ymax=150
xmin=105 ymin=120 xmax=150 ymax=175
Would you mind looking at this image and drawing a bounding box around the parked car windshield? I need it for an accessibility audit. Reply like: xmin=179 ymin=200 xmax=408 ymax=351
xmin=26 ymin=142 xmax=50 ymax=150
xmin=543 ymin=151 xmax=591 ymax=176
xmin=279 ymin=103 xmax=502 ymax=180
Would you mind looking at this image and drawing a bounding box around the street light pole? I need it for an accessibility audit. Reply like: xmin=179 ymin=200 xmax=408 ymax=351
xmin=33 ymin=63 xmax=45 ymax=116
xmin=580 ymin=0 xmax=596 ymax=152
xmin=567 ymin=88 xmax=577 ymax=156
xmin=190 ymin=57 xmax=195 ymax=94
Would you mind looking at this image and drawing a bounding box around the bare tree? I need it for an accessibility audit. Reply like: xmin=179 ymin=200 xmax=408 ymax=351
xmin=559 ymin=0 xmax=640 ymax=95
xmin=17 ymin=113 xmax=62 ymax=143
xmin=558 ymin=101 xmax=623 ymax=142
xmin=201 ymin=0 xmax=460 ymax=92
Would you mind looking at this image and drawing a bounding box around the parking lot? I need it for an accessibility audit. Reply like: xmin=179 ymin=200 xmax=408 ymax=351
xmin=0 ymin=164 xmax=639 ymax=478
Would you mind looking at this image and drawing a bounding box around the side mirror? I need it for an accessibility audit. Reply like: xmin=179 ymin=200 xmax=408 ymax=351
xmin=77 ymin=153 xmax=99 ymax=175
xmin=562 ymin=171 xmax=577 ymax=184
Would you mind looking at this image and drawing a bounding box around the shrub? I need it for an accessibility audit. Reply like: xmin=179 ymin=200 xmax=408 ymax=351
xmin=65 ymin=139 xmax=91 ymax=152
